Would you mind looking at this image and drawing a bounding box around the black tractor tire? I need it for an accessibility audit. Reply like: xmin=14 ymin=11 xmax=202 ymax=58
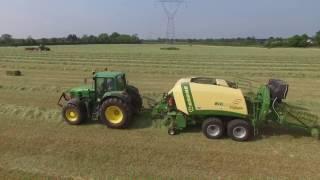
xmin=202 ymin=118 xmax=225 ymax=139
xmin=227 ymin=119 xmax=253 ymax=142
xmin=62 ymin=103 xmax=86 ymax=125
xmin=168 ymin=128 xmax=179 ymax=136
xmin=100 ymin=98 xmax=132 ymax=129
xmin=127 ymin=86 xmax=143 ymax=114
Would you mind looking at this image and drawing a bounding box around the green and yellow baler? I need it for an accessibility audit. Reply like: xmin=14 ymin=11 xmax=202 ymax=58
xmin=153 ymin=77 xmax=319 ymax=141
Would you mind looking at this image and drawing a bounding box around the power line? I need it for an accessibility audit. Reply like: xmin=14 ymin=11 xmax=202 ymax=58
xmin=159 ymin=0 xmax=185 ymax=44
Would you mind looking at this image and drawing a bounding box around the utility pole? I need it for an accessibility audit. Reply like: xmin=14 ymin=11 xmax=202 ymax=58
xmin=159 ymin=0 xmax=185 ymax=44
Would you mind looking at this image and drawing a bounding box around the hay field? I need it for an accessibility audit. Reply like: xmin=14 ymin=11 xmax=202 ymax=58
xmin=0 ymin=44 xmax=320 ymax=179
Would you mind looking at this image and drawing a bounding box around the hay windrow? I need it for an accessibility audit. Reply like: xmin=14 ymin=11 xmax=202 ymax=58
xmin=0 ymin=104 xmax=61 ymax=122
xmin=0 ymin=85 xmax=62 ymax=92
xmin=160 ymin=47 xmax=180 ymax=50
xmin=6 ymin=70 xmax=22 ymax=76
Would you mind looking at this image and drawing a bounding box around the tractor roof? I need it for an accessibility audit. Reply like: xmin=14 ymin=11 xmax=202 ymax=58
xmin=94 ymin=71 xmax=124 ymax=78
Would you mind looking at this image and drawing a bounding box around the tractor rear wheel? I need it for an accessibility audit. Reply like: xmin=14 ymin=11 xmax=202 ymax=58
xmin=227 ymin=119 xmax=252 ymax=142
xmin=62 ymin=103 xmax=86 ymax=125
xmin=202 ymin=118 xmax=225 ymax=139
xmin=100 ymin=98 xmax=132 ymax=129
xmin=127 ymin=86 xmax=142 ymax=114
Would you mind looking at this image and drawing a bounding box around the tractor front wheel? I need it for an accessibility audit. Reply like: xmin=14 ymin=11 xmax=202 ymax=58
xmin=202 ymin=118 xmax=225 ymax=139
xmin=168 ymin=128 xmax=179 ymax=136
xmin=100 ymin=98 xmax=132 ymax=129
xmin=227 ymin=119 xmax=252 ymax=142
xmin=62 ymin=103 xmax=86 ymax=125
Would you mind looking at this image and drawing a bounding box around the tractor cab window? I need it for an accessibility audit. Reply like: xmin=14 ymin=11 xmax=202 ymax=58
xmin=116 ymin=75 xmax=126 ymax=90
xmin=96 ymin=78 xmax=115 ymax=97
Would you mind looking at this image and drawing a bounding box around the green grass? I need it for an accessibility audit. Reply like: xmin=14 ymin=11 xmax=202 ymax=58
xmin=0 ymin=44 xmax=320 ymax=179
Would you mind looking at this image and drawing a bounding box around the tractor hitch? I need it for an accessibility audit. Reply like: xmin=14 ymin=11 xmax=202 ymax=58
xmin=57 ymin=92 xmax=71 ymax=107
xmin=151 ymin=93 xmax=169 ymax=118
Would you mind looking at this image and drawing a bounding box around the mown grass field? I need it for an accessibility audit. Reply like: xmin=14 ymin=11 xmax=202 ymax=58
xmin=0 ymin=44 xmax=320 ymax=179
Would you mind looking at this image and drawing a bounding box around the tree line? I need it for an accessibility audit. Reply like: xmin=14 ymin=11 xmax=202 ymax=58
xmin=146 ymin=31 xmax=320 ymax=48
xmin=1 ymin=31 xmax=320 ymax=48
xmin=264 ymin=31 xmax=320 ymax=48
xmin=0 ymin=32 xmax=141 ymax=46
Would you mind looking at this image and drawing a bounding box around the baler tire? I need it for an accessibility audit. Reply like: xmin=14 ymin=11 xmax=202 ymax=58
xmin=62 ymin=103 xmax=86 ymax=125
xmin=227 ymin=119 xmax=252 ymax=142
xmin=202 ymin=118 xmax=225 ymax=139
xmin=100 ymin=98 xmax=132 ymax=129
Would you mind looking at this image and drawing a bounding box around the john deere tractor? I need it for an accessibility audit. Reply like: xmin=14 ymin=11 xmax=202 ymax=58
xmin=58 ymin=71 xmax=142 ymax=128
xmin=153 ymin=77 xmax=320 ymax=141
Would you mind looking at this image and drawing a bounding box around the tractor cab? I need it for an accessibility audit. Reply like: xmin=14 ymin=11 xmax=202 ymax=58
xmin=93 ymin=72 xmax=127 ymax=101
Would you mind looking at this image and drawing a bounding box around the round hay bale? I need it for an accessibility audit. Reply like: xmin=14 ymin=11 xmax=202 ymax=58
xmin=6 ymin=70 xmax=22 ymax=76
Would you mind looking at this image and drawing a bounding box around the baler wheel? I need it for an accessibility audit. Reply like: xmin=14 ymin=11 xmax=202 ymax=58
xmin=202 ymin=118 xmax=225 ymax=139
xmin=227 ymin=119 xmax=252 ymax=141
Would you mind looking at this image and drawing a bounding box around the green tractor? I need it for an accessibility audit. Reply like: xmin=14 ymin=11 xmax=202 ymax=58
xmin=58 ymin=71 xmax=142 ymax=128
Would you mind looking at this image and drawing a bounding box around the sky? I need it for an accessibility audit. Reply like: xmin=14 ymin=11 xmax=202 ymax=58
xmin=0 ymin=0 xmax=319 ymax=39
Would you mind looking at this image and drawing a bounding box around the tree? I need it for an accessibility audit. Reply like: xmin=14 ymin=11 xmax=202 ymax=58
xmin=315 ymin=31 xmax=320 ymax=46
xmin=287 ymin=34 xmax=310 ymax=47
xmin=40 ymin=38 xmax=49 ymax=45
xmin=98 ymin=33 xmax=110 ymax=44
xmin=116 ymin=35 xmax=132 ymax=43
xmin=288 ymin=35 xmax=301 ymax=47
xmin=131 ymin=34 xmax=140 ymax=43
xmin=66 ymin=34 xmax=79 ymax=43
xmin=110 ymin=32 xmax=120 ymax=39
xmin=81 ymin=35 xmax=89 ymax=44
xmin=110 ymin=32 xmax=120 ymax=43
xmin=26 ymin=36 xmax=37 ymax=46
xmin=87 ymin=35 xmax=98 ymax=44
xmin=0 ymin=34 xmax=13 ymax=45
xmin=50 ymin=38 xmax=58 ymax=44
xmin=299 ymin=34 xmax=309 ymax=47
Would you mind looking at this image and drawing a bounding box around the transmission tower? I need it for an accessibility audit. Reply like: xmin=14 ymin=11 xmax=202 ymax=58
xmin=159 ymin=0 xmax=185 ymax=44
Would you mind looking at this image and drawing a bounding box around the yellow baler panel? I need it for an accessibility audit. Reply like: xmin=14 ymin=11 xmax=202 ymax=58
xmin=170 ymin=85 xmax=189 ymax=114
xmin=190 ymin=83 xmax=248 ymax=116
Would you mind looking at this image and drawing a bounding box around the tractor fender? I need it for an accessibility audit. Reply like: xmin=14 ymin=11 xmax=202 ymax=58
xmin=67 ymin=98 xmax=81 ymax=106
xmin=67 ymin=98 xmax=87 ymax=111
xmin=127 ymin=85 xmax=140 ymax=94
xmin=100 ymin=95 xmax=130 ymax=105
